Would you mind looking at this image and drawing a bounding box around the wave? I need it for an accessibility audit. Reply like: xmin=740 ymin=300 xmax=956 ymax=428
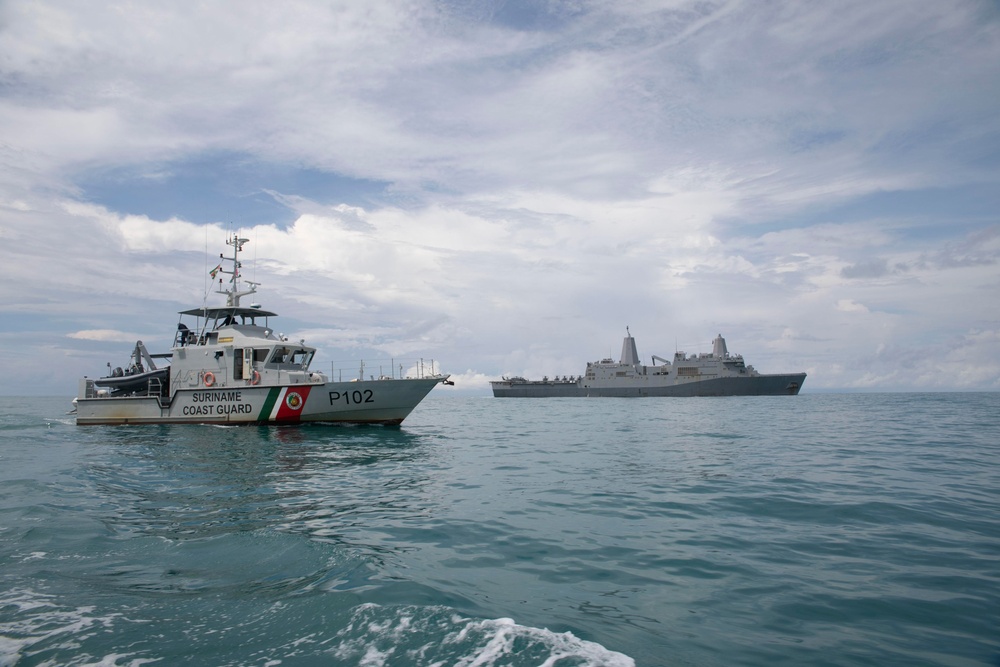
xmin=0 ymin=588 xmax=633 ymax=667
xmin=332 ymin=603 xmax=635 ymax=667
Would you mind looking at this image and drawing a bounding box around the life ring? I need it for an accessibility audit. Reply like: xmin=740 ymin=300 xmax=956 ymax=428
xmin=250 ymin=370 xmax=261 ymax=385
xmin=203 ymin=371 xmax=215 ymax=387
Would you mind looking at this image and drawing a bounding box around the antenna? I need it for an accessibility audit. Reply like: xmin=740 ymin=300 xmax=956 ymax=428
xmin=213 ymin=232 xmax=259 ymax=307
xmin=203 ymin=226 xmax=209 ymax=309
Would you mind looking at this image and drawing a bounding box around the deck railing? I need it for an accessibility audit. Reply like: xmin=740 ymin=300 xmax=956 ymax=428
xmin=325 ymin=358 xmax=441 ymax=382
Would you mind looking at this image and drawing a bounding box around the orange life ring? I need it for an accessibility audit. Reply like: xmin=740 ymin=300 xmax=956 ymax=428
xmin=203 ymin=371 xmax=215 ymax=387
xmin=250 ymin=370 xmax=260 ymax=385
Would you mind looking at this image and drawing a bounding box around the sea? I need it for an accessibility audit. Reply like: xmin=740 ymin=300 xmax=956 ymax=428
xmin=1 ymin=392 xmax=998 ymax=667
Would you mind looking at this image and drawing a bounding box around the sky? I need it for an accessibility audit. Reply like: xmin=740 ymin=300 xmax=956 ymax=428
xmin=1 ymin=0 xmax=999 ymax=395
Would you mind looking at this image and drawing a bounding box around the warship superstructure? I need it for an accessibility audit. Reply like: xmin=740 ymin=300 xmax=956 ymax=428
xmin=491 ymin=330 xmax=805 ymax=397
xmin=74 ymin=234 xmax=451 ymax=425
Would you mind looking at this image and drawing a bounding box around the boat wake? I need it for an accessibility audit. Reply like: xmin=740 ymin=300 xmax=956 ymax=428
xmin=0 ymin=588 xmax=634 ymax=667
xmin=332 ymin=603 xmax=635 ymax=667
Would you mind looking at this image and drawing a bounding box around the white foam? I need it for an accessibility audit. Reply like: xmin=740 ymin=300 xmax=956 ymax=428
xmin=332 ymin=604 xmax=635 ymax=667
xmin=0 ymin=635 xmax=31 ymax=667
xmin=76 ymin=654 xmax=160 ymax=667
xmin=0 ymin=588 xmax=150 ymax=667
xmin=450 ymin=617 xmax=635 ymax=667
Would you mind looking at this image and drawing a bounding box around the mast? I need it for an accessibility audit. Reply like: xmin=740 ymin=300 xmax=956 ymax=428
xmin=712 ymin=334 xmax=728 ymax=358
xmin=620 ymin=326 xmax=640 ymax=367
xmin=214 ymin=234 xmax=259 ymax=307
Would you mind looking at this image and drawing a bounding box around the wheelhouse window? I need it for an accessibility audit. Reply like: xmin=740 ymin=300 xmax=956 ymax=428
xmin=266 ymin=347 xmax=314 ymax=369
xmin=294 ymin=350 xmax=313 ymax=367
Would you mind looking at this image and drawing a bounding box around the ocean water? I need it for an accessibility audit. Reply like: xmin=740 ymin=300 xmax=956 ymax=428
xmin=1 ymin=393 xmax=999 ymax=667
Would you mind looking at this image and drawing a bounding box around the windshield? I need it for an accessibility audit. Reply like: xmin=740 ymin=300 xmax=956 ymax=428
xmin=267 ymin=347 xmax=314 ymax=369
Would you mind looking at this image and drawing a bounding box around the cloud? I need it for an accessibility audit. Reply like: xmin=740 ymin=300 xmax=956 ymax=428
xmin=836 ymin=300 xmax=870 ymax=314
xmin=0 ymin=1 xmax=999 ymax=394
xmin=67 ymin=329 xmax=144 ymax=343
xmin=841 ymin=258 xmax=890 ymax=279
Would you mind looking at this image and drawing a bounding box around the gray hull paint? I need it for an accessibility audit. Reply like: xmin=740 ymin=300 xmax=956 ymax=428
xmin=492 ymin=373 xmax=805 ymax=398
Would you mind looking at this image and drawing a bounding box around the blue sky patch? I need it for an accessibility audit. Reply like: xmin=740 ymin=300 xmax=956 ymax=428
xmin=75 ymin=152 xmax=391 ymax=226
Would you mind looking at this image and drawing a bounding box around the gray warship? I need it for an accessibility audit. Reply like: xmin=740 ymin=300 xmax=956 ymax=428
xmin=491 ymin=330 xmax=805 ymax=397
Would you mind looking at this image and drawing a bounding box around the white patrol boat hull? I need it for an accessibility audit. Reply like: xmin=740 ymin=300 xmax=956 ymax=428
xmin=75 ymin=377 xmax=445 ymax=426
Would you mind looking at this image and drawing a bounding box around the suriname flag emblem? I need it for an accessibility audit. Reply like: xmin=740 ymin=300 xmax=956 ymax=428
xmin=259 ymin=386 xmax=313 ymax=422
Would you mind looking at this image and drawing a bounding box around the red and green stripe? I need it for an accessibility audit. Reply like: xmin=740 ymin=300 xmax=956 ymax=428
xmin=257 ymin=386 xmax=313 ymax=422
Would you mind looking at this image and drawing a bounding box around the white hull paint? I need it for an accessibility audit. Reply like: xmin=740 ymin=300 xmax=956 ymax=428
xmin=76 ymin=377 xmax=444 ymax=426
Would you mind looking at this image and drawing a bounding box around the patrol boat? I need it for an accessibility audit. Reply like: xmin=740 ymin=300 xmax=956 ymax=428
xmin=491 ymin=329 xmax=805 ymax=397
xmin=74 ymin=235 xmax=451 ymax=425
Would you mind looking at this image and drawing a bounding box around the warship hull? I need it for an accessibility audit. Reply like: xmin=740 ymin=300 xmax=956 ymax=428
xmin=491 ymin=373 xmax=805 ymax=398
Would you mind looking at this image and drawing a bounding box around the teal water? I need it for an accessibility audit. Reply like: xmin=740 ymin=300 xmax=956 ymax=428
xmin=1 ymin=393 xmax=998 ymax=666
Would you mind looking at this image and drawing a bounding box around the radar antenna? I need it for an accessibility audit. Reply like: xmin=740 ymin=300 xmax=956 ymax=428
xmin=214 ymin=234 xmax=259 ymax=307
